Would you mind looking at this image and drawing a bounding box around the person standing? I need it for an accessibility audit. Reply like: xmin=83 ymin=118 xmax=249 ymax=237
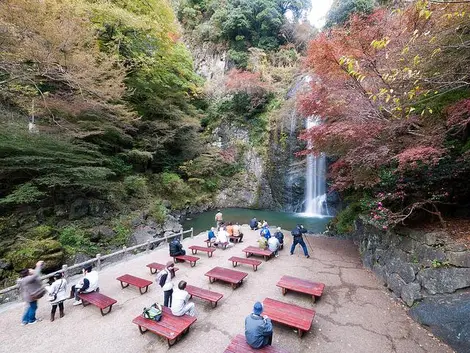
xmin=274 ymin=227 xmax=284 ymax=249
xmin=290 ymin=224 xmax=310 ymax=258
xmin=156 ymin=261 xmax=175 ymax=307
xmin=245 ymin=301 xmax=273 ymax=349
xmin=18 ymin=260 xmax=45 ymax=325
xmin=215 ymin=210 xmax=223 ymax=228
xmin=171 ymin=280 xmax=195 ymax=317
xmin=71 ymin=265 xmax=99 ymax=306
xmin=47 ymin=272 xmax=67 ymax=322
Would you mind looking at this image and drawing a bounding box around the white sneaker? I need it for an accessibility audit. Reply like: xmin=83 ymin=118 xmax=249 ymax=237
xmin=72 ymin=300 xmax=82 ymax=306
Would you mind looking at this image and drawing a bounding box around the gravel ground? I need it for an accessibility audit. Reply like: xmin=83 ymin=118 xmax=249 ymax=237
xmin=0 ymin=226 xmax=453 ymax=353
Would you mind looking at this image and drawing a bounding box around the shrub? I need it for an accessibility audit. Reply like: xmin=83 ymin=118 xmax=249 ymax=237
xmin=0 ymin=183 xmax=45 ymax=205
xmin=149 ymin=199 xmax=167 ymax=224
xmin=334 ymin=202 xmax=362 ymax=234
xmin=58 ymin=226 xmax=97 ymax=256
xmin=124 ymin=175 xmax=148 ymax=197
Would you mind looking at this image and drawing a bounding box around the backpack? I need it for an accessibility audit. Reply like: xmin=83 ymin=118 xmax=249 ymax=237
xmin=143 ymin=303 xmax=163 ymax=322
xmin=291 ymin=227 xmax=301 ymax=237
xmin=159 ymin=271 xmax=168 ymax=288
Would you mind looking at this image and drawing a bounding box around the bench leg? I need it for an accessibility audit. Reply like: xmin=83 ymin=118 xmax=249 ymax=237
xmin=232 ymin=261 xmax=237 ymax=268
xmin=253 ymin=265 xmax=257 ymax=271
xmin=245 ymin=252 xmax=250 ymax=258
xmin=312 ymin=295 xmax=316 ymax=303
xmin=282 ymin=288 xmax=287 ymax=295
xmin=208 ymin=252 xmax=213 ymax=258
xmin=211 ymin=301 xmax=218 ymax=308
xmin=139 ymin=286 xmax=149 ymax=295
xmin=149 ymin=268 xmax=157 ymax=275
xmin=298 ymin=329 xmax=304 ymax=338
xmin=100 ymin=305 xmax=113 ymax=316
xmin=167 ymin=338 xmax=177 ymax=347
xmin=138 ymin=325 xmax=148 ymax=334
xmin=209 ymin=277 xmax=216 ymax=283
xmin=191 ymin=249 xmax=197 ymax=255
xmin=190 ymin=261 xmax=196 ymax=267
xmin=120 ymin=281 xmax=129 ymax=289
xmin=81 ymin=300 xmax=90 ymax=307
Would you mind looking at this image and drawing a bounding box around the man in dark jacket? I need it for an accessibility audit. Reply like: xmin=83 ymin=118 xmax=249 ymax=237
xmin=245 ymin=302 xmax=273 ymax=349
xmin=290 ymin=224 xmax=310 ymax=258
xmin=274 ymin=227 xmax=284 ymax=249
xmin=169 ymin=237 xmax=186 ymax=257
xmin=249 ymin=217 xmax=259 ymax=230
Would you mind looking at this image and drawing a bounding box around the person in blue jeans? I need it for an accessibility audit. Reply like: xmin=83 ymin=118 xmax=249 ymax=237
xmin=290 ymin=224 xmax=310 ymax=258
xmin=18 ymin=260 xmax=44 ymax=325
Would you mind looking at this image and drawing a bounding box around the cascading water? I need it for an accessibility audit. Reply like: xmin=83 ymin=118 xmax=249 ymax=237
xmin=304 ymin=117 xmax=329 ymax=216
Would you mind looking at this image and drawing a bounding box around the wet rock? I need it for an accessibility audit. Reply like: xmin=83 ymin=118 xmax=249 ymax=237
xmin=418 ymin=268 xmax=470 ymax=294
xmin=409 ymin=291 xmax=470 ymax=353
xmin=69 ymin=199 xmax=89 ymax=220
xmin=401 ymin=282 xmax=422 ymax=306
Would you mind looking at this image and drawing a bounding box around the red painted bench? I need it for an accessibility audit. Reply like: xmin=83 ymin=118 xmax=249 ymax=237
xmin=229 ymin=235 xmax=243 ymax=243
xmin=186 ymin=284 xmax=223 ymax=308
xmin=146 ymin=262 xmax=180 ymax=275
xmin=242 ymin=246 xmax=273 ymax=261
xmin=132 ymin=306 xmax=197 ymax=347
xmin=78 ymin=291 xmax=117 ymax=316
xmin=116 ymin=274 xmax=153 ymax=294
xmin=204 ymin=239 xmax=214 ymax=247
xmin=224 ymin=334 xmax=289 ymax=353
xmin=228 ymin=256 xmax=262 ymax=271
xmin=276 ymin=275 xmax=325 ymax=303
xmin=189 ymin=245 xmax=216 ymax=257
xmin=205 ymin=266 xmax=248 ymax=289
xmin=262 ymin=298 xmax=315 ymax=337
xmin=173 ymin=254 xmax=200 ymax=267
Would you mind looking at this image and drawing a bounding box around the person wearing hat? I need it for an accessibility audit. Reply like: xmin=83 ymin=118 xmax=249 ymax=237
xmin=169 ymin=236 xmax=186 ymax=257
xmin=71 ymin=265 xmax=99 ymax=306
xmin=274 ymin=227 xmax=284 ymax=250
xmin=290 ymin=224 xmax=310 ymax=258
xmin=245 ymin=301 xmax=273 ymax=349
xmin=46 ymin=272 xmax=67 ymax=321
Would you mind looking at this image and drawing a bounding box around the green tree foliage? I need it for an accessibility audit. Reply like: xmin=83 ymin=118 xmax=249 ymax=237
xmin=325 ymin=0 xmax=376 ymax=28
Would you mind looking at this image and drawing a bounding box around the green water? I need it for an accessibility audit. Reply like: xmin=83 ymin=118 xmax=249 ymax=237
xmin=182 ymin=208 xmax=331 ymax=236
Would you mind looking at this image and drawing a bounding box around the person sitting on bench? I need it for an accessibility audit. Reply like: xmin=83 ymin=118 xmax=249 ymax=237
xmin=207 ymin=227 xmax=217 ymax=245
xmin=171 ymin=280 xmax=195 ymax=317
xmin=268 ymin=236 xmax=280 ymax=257
xmin=233 ymin=222 xmax=244 ymax=242
xmin=250 ymin=217 xmax=259 ymax=230
xmin=71 ymin=265 xmax=99 ymax=306
xmin=215 ymin=226 xmax=233 ymax=248
xmin=169 ymin=237 xmax=186 ymax=257
xmin=258 ymin=236 xmax=267 ymax=250
xmin=245 ymin=301 xmax=273 ymax=349
xmin=226 ymin=222 xmax=234 ymax=237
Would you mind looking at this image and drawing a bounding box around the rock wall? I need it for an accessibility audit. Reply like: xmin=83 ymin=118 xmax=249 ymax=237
xmin=356 ymin=220 xmax=470 ymax=306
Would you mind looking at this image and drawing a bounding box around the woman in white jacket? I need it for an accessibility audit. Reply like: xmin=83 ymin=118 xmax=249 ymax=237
xmin=156 ymin=261 xmax=175 ymax=307
xmin=47 ymin=272 xmax=67 ymax=322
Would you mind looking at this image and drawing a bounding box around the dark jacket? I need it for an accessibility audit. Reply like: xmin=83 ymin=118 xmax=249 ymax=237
xmin=249 ymin=218 xmax=258 ymax=229
xmin=169 ymin=239 xmax=184 ymax=256
xmin=245 ymin=313 xmax=273 ymax=349
xmin=274 ymin=231 xmax=284 ymax=244
xmin=291 ymin=225 xmax=307 ymax=239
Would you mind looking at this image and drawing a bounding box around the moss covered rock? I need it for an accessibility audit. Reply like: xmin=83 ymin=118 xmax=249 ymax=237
xmin=6 ymin=238 xmax=64 ymax=272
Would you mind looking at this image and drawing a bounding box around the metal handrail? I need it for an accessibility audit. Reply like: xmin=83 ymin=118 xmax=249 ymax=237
xmin=0 ymin=227 xmax=193 ymax=296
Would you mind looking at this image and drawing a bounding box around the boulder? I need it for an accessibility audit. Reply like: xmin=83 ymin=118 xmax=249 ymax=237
xmin=418 ymin=268 xmax=470 ymax=294
xmin=130 ymin=226 xmax=155 ymax=245
xmin=90 ymin=226 xmax=116 ymax=242
xmin=415 ymin=244 xmax=446 ymax=266
xmin=447 ymin=251 xmax=470 ymax=268
xmin=0 ymin=258 xmax=12 ymax=270
xmin=401 ymin=282 xmax=422 ymax=306
xmin=69 ymin=199 xmax=89 ymax=220
xmin=386 ymin=273 xmax=406 ymax=296
xmin=423 ymin=231 xmax=450 ymax=246
xmin=89 ymin=200 xmax=106 ymax=217
xmin=409 ymin=291 xmax=470 ymax=353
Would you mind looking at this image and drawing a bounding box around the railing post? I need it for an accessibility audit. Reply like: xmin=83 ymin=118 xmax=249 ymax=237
xmin=146 ymin=239 xmax=151 ymax=253
xmin=180 ymin=229 xmax=184 ymax=240
xmin=191 ymin=227 xmax=194 ymax=239
xmin=96 ymin=254 xmax=101 ymax=271
xmin=122 ymin=246 xmax=127 ymax=260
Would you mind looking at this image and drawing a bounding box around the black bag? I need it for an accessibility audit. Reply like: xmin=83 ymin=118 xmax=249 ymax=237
xmin=159 ymin=272 xmax=168 ymax=288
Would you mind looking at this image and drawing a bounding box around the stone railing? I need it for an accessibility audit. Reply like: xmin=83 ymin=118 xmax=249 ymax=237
xmin=0 ymin=228 xmax=193 ymax=304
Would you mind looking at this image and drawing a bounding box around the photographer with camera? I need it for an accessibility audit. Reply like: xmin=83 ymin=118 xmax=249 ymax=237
xmin=290 ymin=224 xmax=310 ymax=258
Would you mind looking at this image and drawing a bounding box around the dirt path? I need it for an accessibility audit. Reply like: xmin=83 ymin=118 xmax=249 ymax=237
xmin=0 ymin=227 xmax=453 ymax=353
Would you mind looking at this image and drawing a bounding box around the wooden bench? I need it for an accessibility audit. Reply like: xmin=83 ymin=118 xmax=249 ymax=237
xmin=186 ymin=284 xmax=223 ymax=308
xmin=173 ymin=254 xmax=200 ymax=267
xmin=224 ymin=334 xmax=289 ymax=353
xmin=132 ymin=306 xmax=197 ymax=347
xmin=228 ymin=256 xmax=262 ymax=271
xmin=263 ymin=298 xmax=315 ymax=337
xmin=229 ymin=235 xmax=243 ymax=243
xmin=78 ymin=291 xmax=117 ymax=316
xmin=189 ymin=245 xmax=216 ymax=257
xmin=276 ymin=275 xmax=325 ymax=303
xmin=242 ymin=246 xmax=273 ymax=261
xmin=116 ymin=274 xmax=152 ymax=294
xmin=146 ymin=262 xmax=180 ymax=275
xmin=204 ymin=239 xmax=214 ymax=247
xmin=205 ymin=266 xmax=248 ymax=289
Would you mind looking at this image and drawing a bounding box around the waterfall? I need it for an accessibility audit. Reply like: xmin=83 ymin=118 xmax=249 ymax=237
xmin=304 ymin=117 xmax=329 ymax=216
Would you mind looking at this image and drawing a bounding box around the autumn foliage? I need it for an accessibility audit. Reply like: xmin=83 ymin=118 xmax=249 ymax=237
xmin=300 ymin=0 xmax=470 ymax=226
